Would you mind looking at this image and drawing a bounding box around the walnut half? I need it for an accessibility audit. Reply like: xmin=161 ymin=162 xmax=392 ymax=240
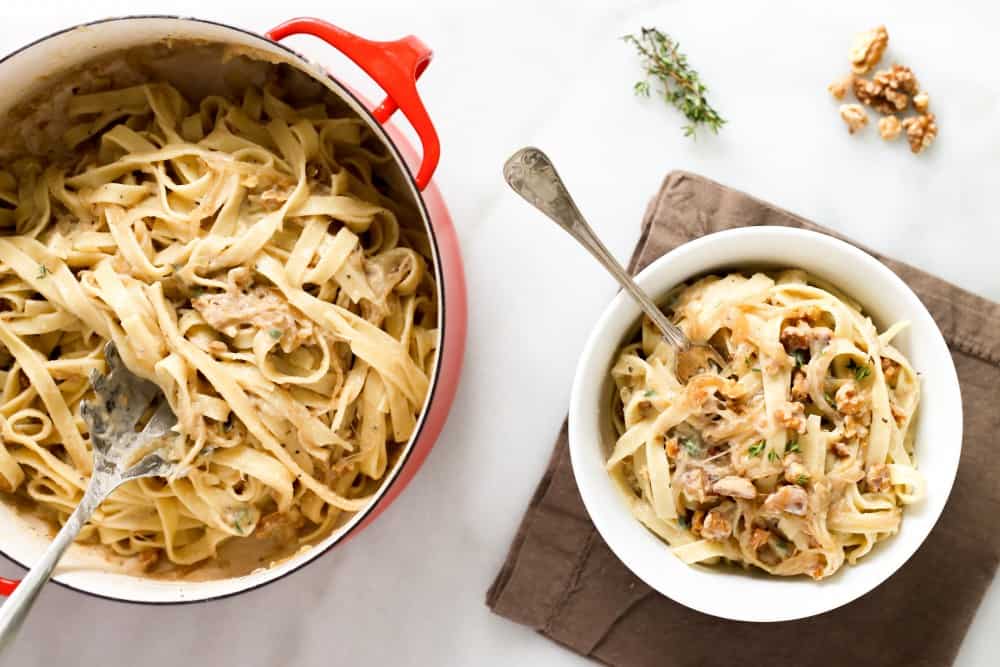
xmin=854 ymin=65 xmax=919 ymax=114
xmin=828 ymin=74 xmax=854 ymax=101
xmin=849 ymin=25 xmax=889 ymax=74
xmin=878 ymin=115 xmax=902 ymax=141
xmin=902 ymin=113 xmax=938 ymax=154
xmin=839 ymin=104 xmax=869 ymax=134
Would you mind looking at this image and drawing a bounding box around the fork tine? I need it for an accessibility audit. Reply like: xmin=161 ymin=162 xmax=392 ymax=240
xmin=92 ymin=344 xmax=160 ymax=429
xmin=141 ymin=399 xmax=178 ymax=440
xmin=80 ymin=399 xmax=112 ymax=454
xmin=121 ymin=453 xmax=172 ymax=480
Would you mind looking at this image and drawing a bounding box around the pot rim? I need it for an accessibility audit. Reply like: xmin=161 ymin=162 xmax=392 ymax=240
xmin=0 ymin=14 xmax=449 ymax=605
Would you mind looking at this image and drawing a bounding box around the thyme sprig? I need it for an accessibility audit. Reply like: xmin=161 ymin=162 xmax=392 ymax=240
xmin=623 ymin=27 xmax=726 ymax=138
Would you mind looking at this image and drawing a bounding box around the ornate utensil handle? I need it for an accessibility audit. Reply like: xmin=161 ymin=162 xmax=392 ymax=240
xmin=503 ymin=146 xmax=689 ymax=350
xmin=0 ymin=473 xmax=118 ymax=652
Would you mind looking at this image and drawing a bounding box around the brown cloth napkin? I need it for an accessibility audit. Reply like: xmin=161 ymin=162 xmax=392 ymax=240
xmin=487 ymin=171 xmax=1000 ymax=667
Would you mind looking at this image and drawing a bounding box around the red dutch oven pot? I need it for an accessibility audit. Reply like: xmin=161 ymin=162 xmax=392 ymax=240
xmin=0 ymin=15 xmax=466 ymax=603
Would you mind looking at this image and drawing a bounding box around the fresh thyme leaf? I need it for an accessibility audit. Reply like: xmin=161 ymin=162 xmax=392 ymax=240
xmin=796 ymin=474 xmax=811 ymax=486
xmin=786 ymin=440 xmax=801 ymax=453
xmin=677 ymin=514 xmax=689 ymax=530
xmin=623 ymin=27 xmax=726 ymax=138
xmin=793 ymin=350 xmax=808 ymax=368
xmin=643 ymin=389 xmax=656 ymax=398
xmin=233 ymin=509 xmax=245 ymax=535
xmin=855 ymin=364 xmax=872 ymax=381
xmin=824 ymin=391 xmax=835 ymax=405
xmin=36 ymin=264 xmax=49 ymax=279
xmin=767 ymin=450 xmax=779 ymax=463
xmin=748 ymin=440 xmax=765 ymax=457
xmin=269 ymin=328 xmax=283 ymax=339
xmin=680 ymin=437 xmax=701 ymax=456
xmin=752 ymin=367 xmax=761 ymax=373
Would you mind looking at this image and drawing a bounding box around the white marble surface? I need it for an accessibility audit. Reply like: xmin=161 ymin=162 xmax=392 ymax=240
xmin=2 ymin=0 xmax=998 ymax=665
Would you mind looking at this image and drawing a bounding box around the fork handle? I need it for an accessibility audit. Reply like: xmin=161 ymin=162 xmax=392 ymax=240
xmin=502 ymin=147 xmax=690 ymax=350
xmin=0 ymin=478 xmax=112 ymax=651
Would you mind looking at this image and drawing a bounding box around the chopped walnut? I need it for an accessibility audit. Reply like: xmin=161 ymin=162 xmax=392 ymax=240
xmin=849 ymin=25 xmax=889 ymax=74
xmin=835 ymin=380 xmax=866 ymax=415
xmin=843 ymin=414 xmax=870 ymax=441
xmin=775 ymin=401 xmax=807 ymax=434
xmin=839 ymin=104 xmax=869 ymax=134
xmin=750 ymin=528 xmax=771 ymax=551
xmin=913 ymin=91 xmax=930 ymax=113
xmin=137 ymin=548 xmax=160 ymax=572
xmin=878 ymin=115 xmax=902 ymax=141
xmin=678 ymin=468 xmax=711 ymax=504
xmin=881 ymin=357 xmax=901 ymax=385
xmin=791 ymin=370 xmax=810 ymax=402
xmin=854 ymin=65 xmax=919 ymax=114
xmin=783 ymin=454 xmax=810 ymax=485
xmin=762 ymin=485 xmax=809 ymax=516
xmin=902 ymin=113 xmax=937 ymax=154
xmin=781 ymin=321 xmax=833 ymax=351
xmin=701 ymin=505 xmax=734 ymax=540
xmin=832 ymin=441 xmax=853 ymax=458
xmin=866 ymin=463 xmax=892 ymax=493
xmin=827 ymin=74 xmax=854 ymax=100
xmin=712 ymin=475 xmax=757 ymax=500
xmin=254 ymin=509 xmax=304 ymax=541
xmin=665 ymin=437 xmax=680 ymax=459
xmin=691 ymin=509 xmax=706 ymax=536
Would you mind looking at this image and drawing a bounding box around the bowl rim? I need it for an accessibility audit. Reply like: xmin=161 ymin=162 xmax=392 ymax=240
xmin=568 ymin=226 xmax=963 ymax=622
xmin=0 ymin=14 xmax=454 ymax=605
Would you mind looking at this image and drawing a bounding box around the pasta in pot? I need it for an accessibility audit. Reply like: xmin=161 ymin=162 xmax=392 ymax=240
xmin=0 ymin=80 xmax=438 ymax=573
xmin=607 ymin=271 xmax=922 ymax=580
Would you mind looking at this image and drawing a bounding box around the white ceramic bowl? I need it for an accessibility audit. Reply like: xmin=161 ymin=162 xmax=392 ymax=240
xmin=569 ymin=227 xmax=962 ymax=622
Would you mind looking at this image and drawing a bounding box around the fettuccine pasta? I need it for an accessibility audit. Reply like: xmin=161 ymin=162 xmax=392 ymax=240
xmin=608 ymin=271 xmax=922 ymax=579
xmin=0 ymin=80 xmax=438 ymax=573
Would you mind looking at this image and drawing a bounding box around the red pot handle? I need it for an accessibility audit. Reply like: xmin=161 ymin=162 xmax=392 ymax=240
xmin=0 ymin=577 xmax=16 ymax=596
xmin=266 ymin=18 xmax=440 ymax=191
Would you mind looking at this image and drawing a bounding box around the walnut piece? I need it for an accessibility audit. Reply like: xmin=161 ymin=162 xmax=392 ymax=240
xmin=901 ymin=113 xmax=937 ymax=154
xmin=701 ymin=507 xmax=734 ymax=540
xmin=827 ymin=74 xmax=854 ymax=101
xmin=866 ymin=463 xmax=892 ymax=493
xmin=839 ymin=104 xmax=869 ymax=134
xmin=849 ymin=25 xmax=889 ymax=74
xmin=835 ymin=380 xmax=866 ymax=415
xmin=878 ymin=115 xmax=902 ymax=141
xmin=913 ymin=91 xmax=930 ymax=113
xmin=775 ymin=401 xmax=807 ymax=434
xmin=881 ymin=357 xmax=901 ymax=385
xmin=791 ymin=370 xmax=810 ymax=402
xmin=854 ymin=65 xmax=919 ymax=114
xmin=783 ymin=454 xmax=810 ymax=486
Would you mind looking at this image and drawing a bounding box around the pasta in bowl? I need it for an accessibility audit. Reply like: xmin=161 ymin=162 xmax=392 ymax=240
xmin=569 ymin=227 xmax=962 ymax=622
xmin=608 ymin=270 xmax=923 ymax=580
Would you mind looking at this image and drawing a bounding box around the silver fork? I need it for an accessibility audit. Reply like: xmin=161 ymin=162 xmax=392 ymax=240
xmin=503 ymin=146 xmax=726 ymax=377
xmin=0 ymin=343 xmax=178 ymax=651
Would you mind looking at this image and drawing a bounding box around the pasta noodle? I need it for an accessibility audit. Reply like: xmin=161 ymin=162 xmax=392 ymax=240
xmin=608 ymin=271 xmax=922 ymax=579
xmin=0 ymin=79 xmax=438 ymax=574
